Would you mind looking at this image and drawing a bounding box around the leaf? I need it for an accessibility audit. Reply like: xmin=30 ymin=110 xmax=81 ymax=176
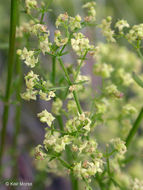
xmin=132 ymin=72 xmax=143 ymax=88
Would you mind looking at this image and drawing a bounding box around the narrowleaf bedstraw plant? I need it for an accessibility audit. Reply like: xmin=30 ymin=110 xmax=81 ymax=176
xmin=15 ymin=0 xmax=143 ymax=189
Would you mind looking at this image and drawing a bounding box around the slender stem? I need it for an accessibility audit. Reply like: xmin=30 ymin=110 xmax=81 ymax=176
xmin=106 ymin=146 xmax=112 ymax=189
xmin=106 ymin=156 xmax=111 ymax=177
xmin=36 ymin=81 xmax=88 ymax=93
xmin=74 ymin=51 xmax=88 ymax=81
xmin=40 ymin=12 xmax=45 ymax=24
xmin=125 ymin=46 xmax=143 ymax=147
xmin=58 ymin=58 xmax=72 ymax=85
xmin=70 ymin=173 xmax=79 ymax=190
xmin=72 ymin=91 xmax=82 ymax=114
xmin=56 ymin=115 xmax=64 ymax=131
xmin=12 ymin=35 xmax=22 ymax=180
xmin=51 ymin=56 xmax=56 ymax=84
xmin=58 ymin=57 xmax=82 ymax=114
xmin=124 ymin=47 xmax=143 ymax=147
xmin=57 ymin=157 xmax=71 ymax=169
xmin=126 ymin=107 xmax=143 ymax=147
xmin=57 ymin=116 xmax=79 ymax=190
xmin=136 ymin=47 xmax=143 ymax=63
xmin=0 ymin=0 xmax=18 ymax=166
xmin=110 ymin=178 xmax=125 ymax=190
xmin=40 ymin=0 xmax=53 ymax=23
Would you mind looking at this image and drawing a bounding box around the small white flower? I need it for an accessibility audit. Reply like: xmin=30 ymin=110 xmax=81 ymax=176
xmin=25 ymin=70 xmax=39 ymax=89
xmin=17 ymin=47 xmax=38 ymax=68
xmin=100 ymin=16 xmax=116 ymax=43
xmin=20 ymin=89 xmax=38 ymax=101
xmin=37 ymin=109 xmax=55 ymax=127
xmin=115 ymin=19 xmax=129 ymax=33
xmin=110 ymin=138 xmax=127 ymax=155
xmin=55 ymin=13 xmax=69 ymax=28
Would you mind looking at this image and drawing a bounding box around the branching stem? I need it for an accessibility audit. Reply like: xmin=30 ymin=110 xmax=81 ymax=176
xmin=58 ymin=57 xmax=82 ymax=114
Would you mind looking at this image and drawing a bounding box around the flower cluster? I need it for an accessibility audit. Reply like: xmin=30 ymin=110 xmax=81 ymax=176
xmin=122 ymin=104 xmax=137 ymax=115
xmin=16 ymin=20 xmax=34 ymax=37
xmin=69 ymin=15 xmax=82 ymax=31
xmin=110 ymin=138 xmax=127 ymax=155
xmin=56 ymin=12 xmax=82 ymax=31
xmin=37 ymin=109 xmax=55 ymax=127
xmin=71 ymin=32 xmax=98 ymax=56
xmin=18 ymin=1 xmax=143 ymax=189
xmin=66 ymin=113 xmax=91 ymax=133
xmin=39 ymin=90 xmax=55 ymax=101
xmin=39 ymin=33 xmax=52 ymax=55
xmin=56 ymin=13 xmax=69 ymax=28
xmin=94 ymin=63 xmax=114 ymax=78
xmin=25 ymin=0 xmax=37 ymax=14
xmin=43 ymin=131 xmax=71 ymax=153
xmin=105 ymin=84 xmax=123 ymax=98
xmin=117 ymin=68 xmax=134 ymax=86
xmin=82 ymin=1 xmax=96 ymax=22
xmin=17 ymin=47 xmax=38 ymax=68
xmin=100 ymin=16 xmax=116 ymax=42
xmin=54 ymin=30 xmax=68 ymax=47
xmin=73 ymin=159 xmax=102 ymax=180
xmin=132 ymin=178 xmax=143 ymax=190
xmin=115 ymin=19 xmax=129 ymax=34
xmin=20 ymin=70 xmax=39 ymax=101
xmin=20 ymin=88 xmax=37 ymax=101
xmin=24 ymin=71 xmax=39 ymax=89
xmin=126 ymin=24 xmax=143 ymax=43
xmin=32 ymin=24 xmax=48 ymax=35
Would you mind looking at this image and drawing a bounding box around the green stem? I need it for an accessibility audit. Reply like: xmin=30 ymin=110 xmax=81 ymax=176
xmin=73 ymin=91 xmax=82 ymax=114
xmin=110 ymin=178 xmax=125 ymax=190
xmin=71 ymin=175 xmax=78 ymax=190
xmin=58 ymin=57 xmax=82 ymax=114
xmin=136 ymin=48 xmax=143 ymax=63
xmin=126 ymin=107 xmax=143 ymax=147
xmin=124 ymin=47 xmax=143 ymax=147
xmin=57 ymin=157 xmax=71 ymax=169
xmin=58 ymin=58 xmax=72 ymax=85
xmin=57 ymin=116 xmax=79 ymax=190
xmin=106 ymin=146 xmax=112 ymax=189
xmin=40 ymin=0 xmax=53 ymax=23
xmin=0 ymin=0 xmax=18 ymax=166
xmin=74 ymin=51 xmax=88 ymax=81
xmin=56 ymin=115 xmax=64 ymax=131
xmin=12 ymin=0 xmax=21 ymax=175
xmin=35 ymin=81 xmax=88 ymax=93
xmin=51 ymin=56 xmax=56 ymax=84
xmin=40 ymin=12 xmax=45 ymax=24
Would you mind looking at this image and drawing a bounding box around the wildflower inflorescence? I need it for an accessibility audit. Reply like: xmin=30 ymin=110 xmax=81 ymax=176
xmin=18 ymin=0 xmax=143 ymax=189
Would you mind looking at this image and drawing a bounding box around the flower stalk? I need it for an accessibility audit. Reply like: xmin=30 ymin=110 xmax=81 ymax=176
xmin=58 ymin=57 xmax=82 ymax=114
xmin=51 ymin=57 xmax=56 ymax=84
xmin=12 ymin=0 xmax=22 ymax=178
xmin=0 ymin=0 xmax=18 ymax=166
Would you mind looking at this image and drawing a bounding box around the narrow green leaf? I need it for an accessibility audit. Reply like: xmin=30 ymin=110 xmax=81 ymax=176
xmin=132 ymin=72 xmax=143 ymax=88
